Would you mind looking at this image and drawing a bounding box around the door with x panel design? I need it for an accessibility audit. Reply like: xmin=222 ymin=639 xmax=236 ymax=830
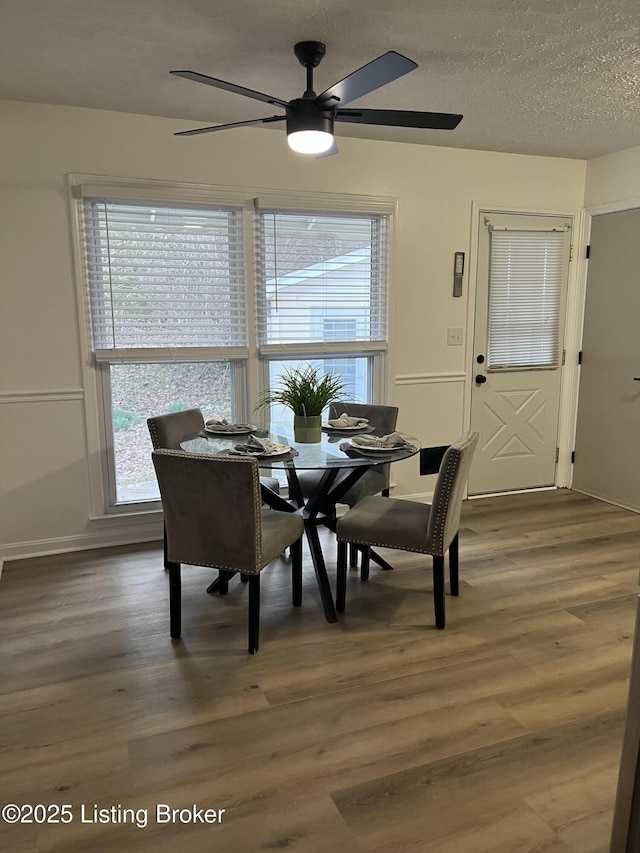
xmin=469 ymin=213 xmax=572 ymax=495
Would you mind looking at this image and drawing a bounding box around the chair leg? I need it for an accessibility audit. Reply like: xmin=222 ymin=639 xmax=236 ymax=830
xmin=336 ymin=541 xmax=348 ymax=612
xmin=291 ymin=537 xmax=303 ymax=606
xmin=240 ymin=573 xmax=249 ymax=583
xmin=349 ymin=543 xmax=359 ymax=568
xmin=163 ymin=524 xmax=168 ymax=570
xmin=449 ymin=533 xmax=459 ymax=596
xmin=433 ymin=555 xmax=445 ymax=629
xmin=360 ymin=546 xmax=371 ymax=581
xmin=168 ymin=561 xmax=181 ymax=638
xmin=248 ymin=574 xmax=260 ymax=654
xmin=206 ymin=570 xmax=230 ymax=595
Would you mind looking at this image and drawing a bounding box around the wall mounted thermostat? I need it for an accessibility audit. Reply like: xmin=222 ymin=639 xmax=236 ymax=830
xmin=453 ymin=252 xmax=464 ymax=297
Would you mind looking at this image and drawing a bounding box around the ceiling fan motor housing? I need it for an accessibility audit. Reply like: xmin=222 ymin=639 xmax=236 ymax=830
xmin=286 ymin=98 xmax=335 ymax=139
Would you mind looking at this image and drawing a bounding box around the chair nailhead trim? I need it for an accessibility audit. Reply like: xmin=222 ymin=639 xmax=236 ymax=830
xmin=147 ymin=419 xmax=161 ymax=450
xmin=155 ymin=448 xmax=264 ymax=574
xmin=336 ymin=535 xmax=429 ymax=555
xmin=175 ymin=561 xmax=260 ymax=574
xmin=431 ymin=447 xmax=460 ymax=556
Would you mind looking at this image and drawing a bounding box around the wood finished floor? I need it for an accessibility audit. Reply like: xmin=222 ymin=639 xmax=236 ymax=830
xmin=1 ymin=489 xmax=639 ymax=852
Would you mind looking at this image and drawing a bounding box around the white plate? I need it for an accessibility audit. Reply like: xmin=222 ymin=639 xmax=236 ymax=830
xmin=349 ymin=442 xmax=406 ymax=453
xmin=205 ymin=423 xmax=256 ymax=435
xmin=323 ymin=422 xmax=368 ymax=432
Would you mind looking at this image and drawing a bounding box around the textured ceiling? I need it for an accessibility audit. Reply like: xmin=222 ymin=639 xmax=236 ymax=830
xmin=1 ymin=0 xmax=639 ymax=159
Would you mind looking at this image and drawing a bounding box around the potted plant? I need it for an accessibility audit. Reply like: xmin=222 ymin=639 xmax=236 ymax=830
xmin=255 ymin=363 xmax=348 ymax=443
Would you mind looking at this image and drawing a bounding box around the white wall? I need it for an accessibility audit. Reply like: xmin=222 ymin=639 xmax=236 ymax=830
xmin=584 ymin=145 xmax=640 ymax=208
xmin=0 ymin=99 xmax=588 ymax=559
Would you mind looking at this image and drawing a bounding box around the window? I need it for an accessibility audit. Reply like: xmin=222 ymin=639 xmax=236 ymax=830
xmin=107 ymin=361 xmax=232 ymax=503
xmin=79 ymin=196 xmax=247 ymax=508
xmin=487 ymin=227 xmax=568 ymax=370
xmin=255 ymin=207 xmax=389 ymax=425
xmin=83 ymin=201 xmax=247 ymax=351
xmin=266 ymin=357 xmax=372 ymax=428
xmin=320 ymin=317 xmax=360 ymax=393
xmin=71 ymin=178 xmax=393 ymax=513
xmin=256 ymin=209 xmax=387 ymax=346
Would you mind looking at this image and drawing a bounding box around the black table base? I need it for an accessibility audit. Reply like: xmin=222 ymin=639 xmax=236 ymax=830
xmin=254 ymin=462 xmax=376 ymax=623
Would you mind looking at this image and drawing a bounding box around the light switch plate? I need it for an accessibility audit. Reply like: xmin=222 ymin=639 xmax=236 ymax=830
xmin=447 ymin=327 xmax=464 ymax=346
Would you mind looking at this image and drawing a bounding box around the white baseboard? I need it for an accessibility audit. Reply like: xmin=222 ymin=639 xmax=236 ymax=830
xmin=389 ymin=491 xmax=434 ymax=503
xmin=468 ymin=486 xmax=558 ymax=500
xmin=571 ymin=487 xmax=640 ymax=515
xmin=0 ymin=517 xmax=163 ymax=569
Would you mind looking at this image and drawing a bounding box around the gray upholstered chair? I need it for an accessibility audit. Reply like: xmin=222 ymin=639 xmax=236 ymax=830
xmin=147 ymin=408 xmax=207 ymax=453
xmin=152 ymin=449 xmax=304 ymax=653
xmin=147 ymin=408 xmax=281 ymax=584
xmin=146 ymin=408 xmax=280 ymax=495
xmin=296 ymin=402 xmax=399 ymax=506
xmin=335 ymin=432 xmax=479 ymax=629
xmin=297 ymin=402 xmax=399 ymax=569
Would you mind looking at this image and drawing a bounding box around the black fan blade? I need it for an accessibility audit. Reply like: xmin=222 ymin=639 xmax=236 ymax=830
xmin=174 ymin=115 xmax=286 ymax=137
xmin=170 ymin=70 xmax=289 ymax=108
xmin=336 ymin=108 xmax=463 ymax=130
xmin=316 ymin=51 xmax=417 ymax=108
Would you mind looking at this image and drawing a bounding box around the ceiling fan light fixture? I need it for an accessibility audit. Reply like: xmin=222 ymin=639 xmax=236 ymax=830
xmin=286 ymin=100 xmax=334 ymax=154
xmin=287 ymin=129 xmax=334 ymax=154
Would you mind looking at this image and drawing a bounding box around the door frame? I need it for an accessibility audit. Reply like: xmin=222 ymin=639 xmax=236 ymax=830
xmin=463 ymin=201 xmax=584 ymax=492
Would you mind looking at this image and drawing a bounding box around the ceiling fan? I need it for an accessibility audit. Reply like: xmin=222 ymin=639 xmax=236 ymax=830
xmin=171 ymin=41 xmax=463 ymax=156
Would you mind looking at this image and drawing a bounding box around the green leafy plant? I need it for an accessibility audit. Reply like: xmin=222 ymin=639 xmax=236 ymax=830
xmin=254 ymin=363 xmax=348 ymax=417
xmin=112 ymin=407 xmax=140 ymax=432
xmin=167 ymin=401 xmax=190 ymax=413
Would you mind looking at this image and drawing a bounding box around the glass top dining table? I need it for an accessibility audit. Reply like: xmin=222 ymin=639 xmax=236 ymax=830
xmin=180 ymin=423 xmax=419 ymax=468
xmin=179 ymin=423 xmax=421 ymax=624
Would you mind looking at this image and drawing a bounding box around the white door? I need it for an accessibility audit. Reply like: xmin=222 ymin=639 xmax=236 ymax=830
xmin=469 ymin=213 xmax=572 ymax=495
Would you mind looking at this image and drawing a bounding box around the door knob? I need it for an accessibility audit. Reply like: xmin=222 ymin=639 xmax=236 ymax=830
xmin=475 ymin=374 xmax=487 ymax=385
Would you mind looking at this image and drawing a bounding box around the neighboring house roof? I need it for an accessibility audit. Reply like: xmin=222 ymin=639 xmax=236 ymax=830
xmin=265 ymin=247 xmax=371 ymax=295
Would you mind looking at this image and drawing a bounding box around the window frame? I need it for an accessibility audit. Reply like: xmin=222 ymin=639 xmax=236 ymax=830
xmin=68 ymin=175 xmax=395 ymax=517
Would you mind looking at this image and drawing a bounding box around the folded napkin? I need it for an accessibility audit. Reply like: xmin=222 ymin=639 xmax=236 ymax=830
xmin=206 ymin=418 xmax=253 ymax=433
xmin=326 ymin=413 xmax=369 ymax=428
xmin=350 ymin=431 xmax=408 ymax=448
xmin=229 ymin=435 xmax=284 ymax=456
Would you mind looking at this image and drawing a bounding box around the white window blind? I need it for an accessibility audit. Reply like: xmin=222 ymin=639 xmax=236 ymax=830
xmin=487 ymin=229 xmax=566 ymax=370
xmin=255 ymin=209 xmax=388 ymax=352
xmin=82 ymin=199 xmax=247 ymax=353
